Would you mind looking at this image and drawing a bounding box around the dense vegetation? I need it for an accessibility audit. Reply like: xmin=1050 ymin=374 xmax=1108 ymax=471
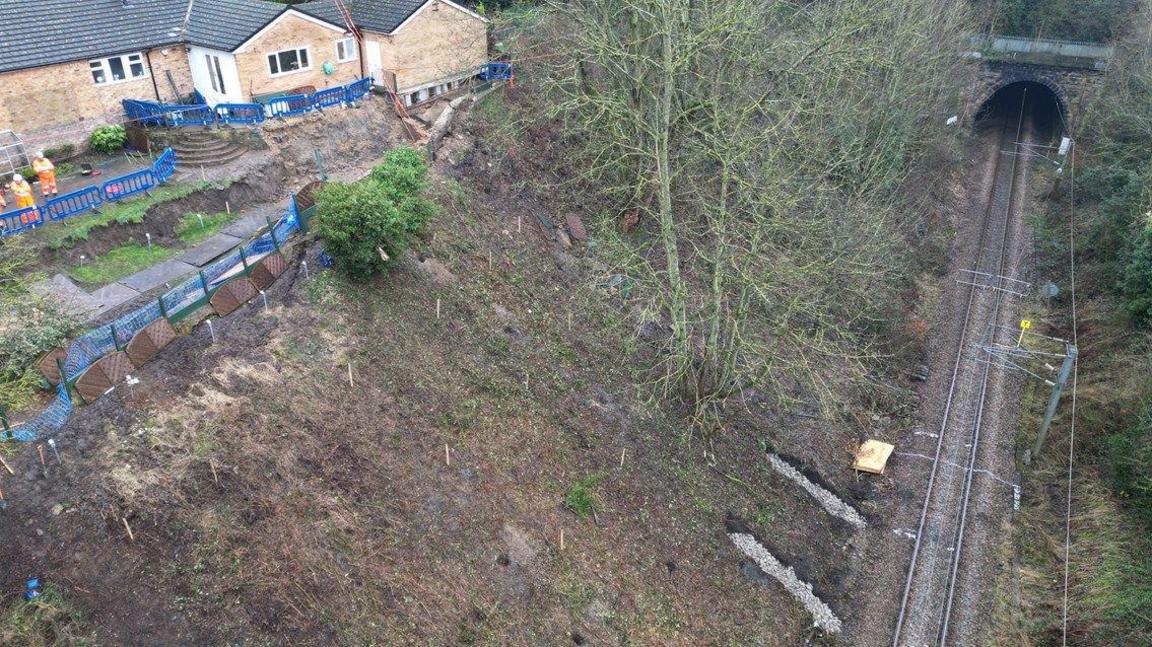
xmin=503 ymin=0 xmax=970 ymax=427
xmin=313 ymin=147 xmax=436 ymax=279
xmin=986 ymin=0 xmax=1137 ymax=41
xmin=1006 ymin=3 xmax=1152 ymax=643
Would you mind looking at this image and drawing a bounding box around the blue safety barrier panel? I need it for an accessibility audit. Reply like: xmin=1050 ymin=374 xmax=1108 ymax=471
xmin=481 ymin=62 xmax=513 ymax=81
xmin=166 ymin=105 xmax=216 ymax=127
xmin=102 ymin=168 xmax=156 ymax=202
xmin=311 ymin=87 xmax=346 ymax=109
xmin=123 ymin=99 xmax=169 ymax=127
xmin=43 ymin=186 xmax=103 ymax=221
xmin=152 ymin=148 xmax=178 ymax=183
xmin=216 ymin=103 xmax=266 ymax=126
xmin=344 ymin=77 xmax=374 ymax=103
xmin=267 ymin=94 xmax=314 ymax=118
xmin=0 ymin=206 xmax=43 ymax=238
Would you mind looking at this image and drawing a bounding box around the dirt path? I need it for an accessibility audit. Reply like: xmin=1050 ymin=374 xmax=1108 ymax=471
xmin=847 ymin=108 xmax=1041 ymax=645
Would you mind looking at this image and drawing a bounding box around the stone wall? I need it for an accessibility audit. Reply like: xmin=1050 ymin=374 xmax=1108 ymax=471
xmin=0 ymin=46 xmax=194 ymax=150
xmin=371 ymin=1 xmax=488 ymax=92
xmin=233 ymin=13 xmax=361 ymax=99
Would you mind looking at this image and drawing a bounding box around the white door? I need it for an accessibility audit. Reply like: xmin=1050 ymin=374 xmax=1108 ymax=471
xmin=365 ymin=40 xmax=383 ymax=86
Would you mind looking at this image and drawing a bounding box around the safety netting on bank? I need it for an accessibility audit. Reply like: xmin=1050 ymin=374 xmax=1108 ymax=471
xmin=2 ymin=198 xmax=303 ymax=442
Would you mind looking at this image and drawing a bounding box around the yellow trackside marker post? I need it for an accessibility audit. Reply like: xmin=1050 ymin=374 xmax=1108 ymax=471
xmin=1017 ymin=319 xmax=1032 ymax=347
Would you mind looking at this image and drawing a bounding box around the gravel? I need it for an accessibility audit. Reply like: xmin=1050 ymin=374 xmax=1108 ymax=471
xmin=729 ymin=532 xmax=844 ymax=634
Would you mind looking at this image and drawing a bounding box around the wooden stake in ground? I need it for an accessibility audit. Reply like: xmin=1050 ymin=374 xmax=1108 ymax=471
xmin=444 ymin=443 xmax=451 ymax=467
xmin=209 ymin=459 xmax=219 ymax=485
xmin=348 ymin=363 xmax=354 ymax=388
xmin=436 ymin=298 xmax=441 ymax=320
xmin=560 ymin=529 xmax=565 ymax=551
xmin=0 ymin=454 xmax=13 ymax=475
xmin=620 ymin=448 xmax=627 ymax=469
xmin=37 ymin=445 xmax=46 ymax=467
xmin=122 ymin=517 xmax=135 ymax=542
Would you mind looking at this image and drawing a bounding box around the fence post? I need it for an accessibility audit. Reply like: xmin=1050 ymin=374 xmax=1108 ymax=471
xmin=56 ymin=357 xmax=85 ymax=406
xmin=110 ymin=323 xmax=123 ymax=352
xmin=267 ymin=216 xmax=281 ymax=253
xmin=239 ymin=246 xmax=249 ymax=270
xmin=199 ymin=270 xmax=211 ymax=297
xmin=157 ymin=295 xmax=169 ymax=320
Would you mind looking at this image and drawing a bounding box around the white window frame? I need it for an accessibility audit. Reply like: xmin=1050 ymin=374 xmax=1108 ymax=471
xmin=266 ymin=46 xmax=311 ymax=77
xmin=89 ymin=52 xmax=148 ymax=86
xmin=335 ymin=38 xmax=357 ymax=63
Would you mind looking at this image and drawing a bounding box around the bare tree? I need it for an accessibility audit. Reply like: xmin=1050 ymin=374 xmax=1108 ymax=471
xmin=521 ymin=0 xmax=971 ymax=429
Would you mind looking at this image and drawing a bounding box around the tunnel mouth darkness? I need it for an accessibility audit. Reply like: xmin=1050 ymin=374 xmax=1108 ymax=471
xmin=976 ymin=80 xmax=1064 ymax=142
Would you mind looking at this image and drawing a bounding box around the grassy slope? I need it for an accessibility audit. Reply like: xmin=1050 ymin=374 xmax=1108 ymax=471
xmin=988 ymin=167 xmax=1152 ymax=645
xmin=41 ymin=166 xmax=855 ymax=644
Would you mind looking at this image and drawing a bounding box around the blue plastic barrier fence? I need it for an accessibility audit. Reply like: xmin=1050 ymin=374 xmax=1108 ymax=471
xmin=8 ymin=192 xmax=307 ymax=442
xmin=1 ymin=383 xmax=72 ymax=442
xmin=43 ymin=186 xmax=104 ymax=221
xmin=152 ymin=148 xmax=178 ymax=183
xmin=166 ymin=105 xmax=216 ymax=127
xmin=0 ymin=206 xmax=43 ymax=238
xmin=123 ymin=99 xmax=169 ymax=127
xmin=311 ymin=87 xmax=346 ymax=109
xmin=216 ymin=103 xmax=266 ymax=126
xmin=266 ymin=94 xmax=314 ymax=118
xmin=102 ymin=169 xmax=157 ymax=202
xmin=481 ymin=62 xmax=513 ymax=81
xmin=344 ymin=77 xmax=374 ymax=103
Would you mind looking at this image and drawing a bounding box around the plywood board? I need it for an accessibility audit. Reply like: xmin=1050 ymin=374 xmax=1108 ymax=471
xmin=853 ymin=439 xmax=895 ymax=475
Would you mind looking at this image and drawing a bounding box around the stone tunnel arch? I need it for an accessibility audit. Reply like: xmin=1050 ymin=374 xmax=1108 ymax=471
xmin=969 ymin=59 xmax=1098 ymax=134
xmin=976 ymin=79 xmax=1067 ymax=138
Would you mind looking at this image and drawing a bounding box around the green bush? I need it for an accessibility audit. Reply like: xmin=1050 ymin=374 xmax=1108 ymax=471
xmin=88 ymin=125 xmax=127 ymax=154
xmin=313 ymin=146 xmax=436 ymax=279
xmin=1104 ymin=396 xmax=1152 ymax=526
xmin=1119 ymin=221 xmax=1152 ymax=326
xmin=42 ymin=144 xmax=76 ymax=160
xmin=369 ymin=147 xmax=430 ymax=203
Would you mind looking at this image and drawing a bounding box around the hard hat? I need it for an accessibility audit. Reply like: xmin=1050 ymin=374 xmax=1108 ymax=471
xmin=12 ymin=174 xmax=20 ymax=182
xmin=35 ymin=150 xmax=44 ymax=158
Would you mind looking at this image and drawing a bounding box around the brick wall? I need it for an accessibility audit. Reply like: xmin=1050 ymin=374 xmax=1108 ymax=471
xmin=151 ymin=47 xmax=196 ymax=103
xmin=372 ymin=1 xmax=488 ymax=92
xmin=233 ymin=13 xmax=361 ymax=99
xmin=0 ymin=46 xmax=194 ymax=150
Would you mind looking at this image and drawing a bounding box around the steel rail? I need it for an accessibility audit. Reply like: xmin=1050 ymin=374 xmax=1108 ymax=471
xmin=938 ymin=87 xmax=1031 ymax=647
xmin=891 ymin=89 xmax=1030 ymax=646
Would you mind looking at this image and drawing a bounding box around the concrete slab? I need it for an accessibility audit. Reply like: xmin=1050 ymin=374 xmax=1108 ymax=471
xmin=120 ymin=259 xmax=198 ymax=293
xmin=87 ymin=282 xmax=140 ymax=315
xmin=29 ymin=274 xmax=102 ymax=317
xmin=222 ymin=211 xmax=269 ymax=238
xmin=175 ymin=233 xmax=243 ymax=267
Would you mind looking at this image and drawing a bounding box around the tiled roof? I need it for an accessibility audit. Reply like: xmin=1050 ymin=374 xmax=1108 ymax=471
xmin=185 ymin=0 xmax=293 ymax=51
xmin=297 ymin=0 xmax=428 ymax=35
xmin=0 ymin=0 xmax=188 ymax=73
xmin=0 ymin=0 xmax=359 ymax=74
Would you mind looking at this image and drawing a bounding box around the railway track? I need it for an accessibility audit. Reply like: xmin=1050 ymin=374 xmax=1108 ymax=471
xmin=891 ymin=90 xmax=1035 ymax=647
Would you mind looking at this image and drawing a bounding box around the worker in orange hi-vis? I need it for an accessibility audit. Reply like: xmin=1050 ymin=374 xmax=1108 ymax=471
xmin=10 ymin=174 xmax=38 ymax=224
xmin=32 ymin=151 xmax=57 ymax=197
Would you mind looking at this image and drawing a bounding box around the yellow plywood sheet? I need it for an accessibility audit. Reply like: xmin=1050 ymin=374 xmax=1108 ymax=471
xmin=853 ymin=439 xmax=895 ymax=475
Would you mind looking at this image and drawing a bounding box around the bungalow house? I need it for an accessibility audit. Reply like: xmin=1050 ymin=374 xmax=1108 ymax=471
xmin=0 ymin=0 xmax=488 ymax=148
